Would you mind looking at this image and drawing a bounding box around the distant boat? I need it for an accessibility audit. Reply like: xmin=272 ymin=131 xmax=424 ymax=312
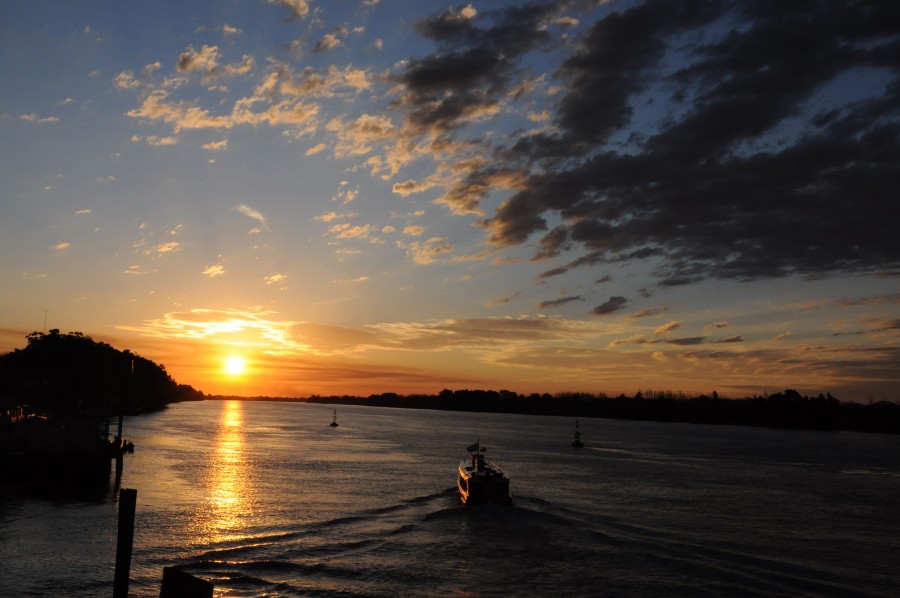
xmin=571 ymin=420 xmax=584 ymax=448
xmin=330 ymin=410 xmax=339 ymax=427
xmin=457 ymin=440 xmax=512 ymax=505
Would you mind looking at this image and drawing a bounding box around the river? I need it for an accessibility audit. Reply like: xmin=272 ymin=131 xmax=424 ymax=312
xmin=2 ymin=399 xmax=898 ymax=596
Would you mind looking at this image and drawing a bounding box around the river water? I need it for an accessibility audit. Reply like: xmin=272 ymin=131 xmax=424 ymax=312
xmin=1 ymin=399 xmax=899 ymax=597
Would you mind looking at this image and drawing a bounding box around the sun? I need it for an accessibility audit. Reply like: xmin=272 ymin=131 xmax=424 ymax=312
xmin=223 ymin=356 xmax=247 ymax=376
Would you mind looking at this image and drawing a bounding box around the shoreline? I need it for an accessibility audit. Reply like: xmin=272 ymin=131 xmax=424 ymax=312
xmin=201 ymin=389 xmax=900 ymax=435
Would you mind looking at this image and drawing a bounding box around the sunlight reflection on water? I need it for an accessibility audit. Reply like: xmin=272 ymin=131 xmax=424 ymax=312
xmin=195 ymin=400 xmax=254 ymax=543
xmin=4 ymin=400 xmax=899 ymax=597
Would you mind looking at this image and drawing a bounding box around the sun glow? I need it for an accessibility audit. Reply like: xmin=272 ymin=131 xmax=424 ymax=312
xmin=223 ymin=356 xmax=247 ymax=376
xmin=207 ymin=400 xmax=252 ymax=541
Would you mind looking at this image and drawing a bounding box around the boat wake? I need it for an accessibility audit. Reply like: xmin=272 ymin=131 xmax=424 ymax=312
xmin=135 ymin=485 xmax=886 ymax=598
xmin=146 ymin=489 xmax=610 ymax=596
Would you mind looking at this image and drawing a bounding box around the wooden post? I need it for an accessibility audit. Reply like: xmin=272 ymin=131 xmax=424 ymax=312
xmin=113 ymin=488 xmax=137 ymax=598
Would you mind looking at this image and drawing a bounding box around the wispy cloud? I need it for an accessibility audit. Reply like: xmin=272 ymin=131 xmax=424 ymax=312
xmin=235 ymin=204 xmax=269 ymax=232
xmin=124 ymin=265 xmax=154 ymax=276
xmin=313 ymin=31 xmax=343 ymax=54
xmin=270 ymin=0 xmax=309 ymax=20
xmin=837 ymin=293 xmax=900 ymax=307
xmin=315 ymin=211 xmax=358 ymax=222
xmin=392 ymin=179 xmax=435 ymax=196
xmin=654 ymin=321 xmax=683 ymax=336
xmin=329 ymin=223 xmax=373 ymax=241
xmin=328 ymin=114 xmax=395 ymax=158
xmin=485 ymin=292 xmax=521 ymax=307
xmin=154 ymin=242 xmax=181 ymax=254
xmin=202 ymin=139 xmax=228 ymax=150
xmin=195 ymin=24 xmax=242 ymax=36
xmin=368 ymin=315 xmax=604 ymax=350
xmin=21 ymin=113 xmax=60 ymax=124
xmin=404 ymin=237 xmax=454 ymax=265
xmin=202 ymin=264 xmax=225 ymax=277
xmin=132 ymin=222 xmax=184 ymax=257
xmin=121 ymin=308 xmax=308 ymax=354
xmin=145 ymin=135 xmax=179 ymax=146
xmin=629 ymin=307 xmax=668 ymax=319
xmin=113 ymin=71 xmax=141 ymax=89
xmin=176 ymin=44 xmax=254 ymax=84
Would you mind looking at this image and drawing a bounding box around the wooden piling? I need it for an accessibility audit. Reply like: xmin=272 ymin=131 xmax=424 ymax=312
xmin=113 ymin=487 xmax=137 ymax=598
xmin=160 ymin=567 xmax=214 ymax=598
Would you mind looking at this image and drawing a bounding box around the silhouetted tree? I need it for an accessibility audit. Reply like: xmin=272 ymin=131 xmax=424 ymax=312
xmin=0 ymin=331 xmax=202 ymax=416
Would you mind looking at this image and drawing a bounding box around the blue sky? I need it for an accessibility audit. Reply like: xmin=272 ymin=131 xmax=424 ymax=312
xmin=2 ymin=0 xmax=898 ymax=400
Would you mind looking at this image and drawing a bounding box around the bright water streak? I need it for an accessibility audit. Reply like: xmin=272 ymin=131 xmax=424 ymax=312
xmin=2 ymin=399 xmax=899 ymax=596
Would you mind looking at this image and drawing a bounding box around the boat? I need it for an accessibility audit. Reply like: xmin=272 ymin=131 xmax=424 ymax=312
xmin=457 ymin=440 xmax=512 ymax=505
xmin=571 ymin=420 xmax=584 ymax=448
xmin=330 ymin=410 xmax=339 ymax=427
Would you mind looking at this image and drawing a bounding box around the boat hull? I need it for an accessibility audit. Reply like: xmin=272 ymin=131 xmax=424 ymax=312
xmin=458 ymin=461 xmax=512 ymax=505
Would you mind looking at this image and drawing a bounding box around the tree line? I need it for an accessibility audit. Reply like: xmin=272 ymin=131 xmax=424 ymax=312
xmin=295 ymin=388 xmax=900 ymax=434
xmin=4 ymin=330 xmax=896 ymax=434
xmin=0 ymin=330 xmax=203 ymax=417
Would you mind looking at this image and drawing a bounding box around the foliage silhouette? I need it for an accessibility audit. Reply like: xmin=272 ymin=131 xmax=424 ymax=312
xmin=0 ymin=330 xmax=202 ymax=416
xmin=292 ymin=388 xmax=900 ymax=434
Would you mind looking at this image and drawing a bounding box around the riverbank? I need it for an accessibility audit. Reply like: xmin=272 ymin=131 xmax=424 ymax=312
xmin=207 ymin=388 xmax=900 ymax=434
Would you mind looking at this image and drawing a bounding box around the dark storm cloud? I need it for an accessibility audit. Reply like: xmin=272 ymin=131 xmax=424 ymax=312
xmin=395 ymin=3 xmax=565 ymax=134
xmin=554 ymin=0 xmax=722 ymax=146
xmin=592 ymin=295 xmax=628 ymax=315
xmin=407 ymin=0 xmax=900 ymax=285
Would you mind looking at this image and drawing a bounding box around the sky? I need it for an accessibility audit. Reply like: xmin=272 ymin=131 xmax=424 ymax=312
xmin=1 ymin=0 xmax=898 ymax=401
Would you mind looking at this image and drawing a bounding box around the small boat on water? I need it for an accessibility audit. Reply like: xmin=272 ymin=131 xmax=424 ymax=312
xmin=330 ymin=410 xmax=339 ymax=427
xmin=571 ymin=420 xmax=584 ymax=448
xmin=457 ymin=440 xmax=512 ymax=505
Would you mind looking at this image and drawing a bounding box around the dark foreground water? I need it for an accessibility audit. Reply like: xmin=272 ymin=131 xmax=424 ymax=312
xmin=2 ymin=400 xmax=899 ymax=597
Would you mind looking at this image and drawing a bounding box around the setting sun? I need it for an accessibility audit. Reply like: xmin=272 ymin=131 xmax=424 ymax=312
xmin=223 ymin=356 xmax=247 ymax=377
